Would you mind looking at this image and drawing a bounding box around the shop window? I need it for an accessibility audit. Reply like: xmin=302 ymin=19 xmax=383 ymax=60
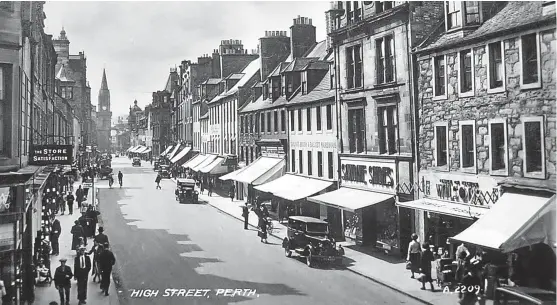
xmin=523 ymin=116 xmax=545 ymax=177
xmin=307 ymin=151 xmax=313 ymax=176
xmin=328 ymin=152 xmax=334 ymax=179
xmin=290 ymin=110 xmax=295 ymax=131
xmin=376 ymin=35 xmax=395 ymax=84
xmin=433 ymin=56 xmax=446 ymax=97
xmin=460 ymin=121 xmax=476 ymax=170
xmin=281 ymin=110 xmax=286 ymax=132
xmin=459 ymin=49 xmax=474 ymax=95
xmin=318 ymin=151 xmax=323 ymax=177
xmin=378 ymin=106 xmax=397 ymax=154
xmin=274 ymin=111 xmax=278 ymax=132
xmin=240 ymin=116 xmax=244 ymax=134
xmin=316 ymin=106 xmax=322 ymax=131
xmin=326 ymin=105 xmax=333 ymax=130
xmin=489 ymin=120 xmax=507 ymax=173
xmin=434 ymin=123 xmax=449 ymax=167
xmin=299 ymin=150 xmax=303 ymax=174
xmin=376 ymin=1 xmax=393 ymax=13
xmin=306 ymin=107 xmax=311 ymax=132
xmin=255 ymin=114 xmax=259 ymax=133
xmin=488 ymin=41 xmax=505 ymax=91
xmin=346 ymin=45 xmax=363 ymax=89
xmin=250 ymin=147 xmax=254 ymax=163
xmin=291 ymin=149 xmax=296 ymax=172
xmin=240 ymin=147 xmax=244 ymax=162
xmin=520 ymin=33 xmax=541 ymax=88
xmin=298 ymin=109 xmax=302 ymax=131
xmin=249 ymin=115 xmax=254 ymax=133
xmin=348 ymin=108 xmax=365 ymax=153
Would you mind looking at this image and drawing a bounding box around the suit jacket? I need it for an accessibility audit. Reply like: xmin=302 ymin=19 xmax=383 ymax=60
xmin=98 ymin=250 xmax=116 ymax=271
xmin=51 ymin=219 xmax=61 ymax=237
xmin=74 ymin=255 xmax=91 ymax=279
xmin=94 ymin=233 xmax=109 ymax=246
xmin=76 ymin=189 xmax=84 ymax=201
xmin=54 ymin=265 xmax=73 ymax=287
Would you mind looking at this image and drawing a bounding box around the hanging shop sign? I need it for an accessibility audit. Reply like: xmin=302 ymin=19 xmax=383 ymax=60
xmin=29 ymin=145 xmax=73 ymax=165
xmin=420 ymin=170 xmax=501 ymax=206
xmin=340 ymin=158 xmax=397 ymax=193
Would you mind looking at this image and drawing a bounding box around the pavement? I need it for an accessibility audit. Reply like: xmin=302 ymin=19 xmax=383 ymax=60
xmin=93 ymin=157 xmax=423 ymax=305
xmin=34 ymin=178 xmax=120 ymax=305
xmin=170 ymin=177 xmax=488 ymax=305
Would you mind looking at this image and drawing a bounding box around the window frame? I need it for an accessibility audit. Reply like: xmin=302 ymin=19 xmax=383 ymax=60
xmin=298 ymin=150 xmax=303 ymax=174
xmin=459 ymin=120 xmax=477 ymax=173
xmin=291 ymin=149 xmax=296 ymax=172
xmin=377 ymin=105 xmax=398 ymax=155
xmin=316 ymin=105 xmax=322 ymax=132
xmin=327 ymin=152 xmax=334 ymax=179
xmin=274 ymin=110 xmax=278 ymax=134
xmin=347 ymin=107 xmax=365 ymax=153
xmin=290 ymin=110 xmax=295 ymax=132
xmin=346 ymin=44 xmax=363 ymax=89
xmin=260 ymin=112 xmax=265 ymax=133
xmin=488 ymin=118 xmax=509 ymax=176
xmin=280 ymin=110 xmax=286 ymax=133
xmin=301 ymin=71 xmax=308 ymax=95
xmin=434 ymin=122 xmax=449 ymax=169
xmin=432 ymin=55 xmax=448 ymax=100
xmin=519 ymin=32 xmax=542 ymax=89
xmin=376 ymin=35 xmax=396 ymax=85
xmin=297 ymin=109 xmax=302 ymax=132
xmin=486 ymin=41 xmax=506 ymax=93
xmin=317 ymin=151 xmax=323 ymax=177
xmin=306 ymin=107 xmax=312 ymax=133
xmin=307 ymin=150 xmax=313 ymax=176
xmin=375 ymin=1 xmax=393 ymax=14
xmin=458 ymin=48 xmax=475 ymax=97
xmin=445 ymin=1 xmax=482 ymax=31
xmin=326 ymin=104 xmax=333 ymax=131
xmin=522 ymin=116 xmax=545 ymax=179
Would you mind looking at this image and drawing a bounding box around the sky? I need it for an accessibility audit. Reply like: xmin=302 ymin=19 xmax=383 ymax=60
xmin=43 ymin=1 xmax=330 ymax=118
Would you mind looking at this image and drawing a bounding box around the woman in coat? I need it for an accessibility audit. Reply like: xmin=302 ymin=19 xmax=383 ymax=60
xmin=407 ymin=233 xmax=422 ymax=279
xmin=70 ymin=220 xmax=85 ymax=251
xmin=258 ymin=217 xmax=268 ymax=243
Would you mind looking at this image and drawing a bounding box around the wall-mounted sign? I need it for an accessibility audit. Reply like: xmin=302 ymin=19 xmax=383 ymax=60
xmin=340 ymin=158 xmax=397 ymax=193
xmin=260 ymin=146 xmax=285 ymax=158
xmin=290 ymin=140 xmax=337 ymax=149
xmin=420 ymin=171 xmax=500 ymax=206
xmin=29 ymin=145 xmax=74 ymax=165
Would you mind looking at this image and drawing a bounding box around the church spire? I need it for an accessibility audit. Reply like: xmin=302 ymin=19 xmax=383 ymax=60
xmin=100 ymin=68 xmax=108 ymax=90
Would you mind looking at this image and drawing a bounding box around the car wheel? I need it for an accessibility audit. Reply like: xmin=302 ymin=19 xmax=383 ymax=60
xmin=306 ymin=251 xmax=313 ymax=267
xmin=284 ymin=247 xmax=292 ymax=257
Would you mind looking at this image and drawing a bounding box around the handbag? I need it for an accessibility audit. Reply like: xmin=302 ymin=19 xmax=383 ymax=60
xmin=406 ymin=261 xmax=412 ymax=270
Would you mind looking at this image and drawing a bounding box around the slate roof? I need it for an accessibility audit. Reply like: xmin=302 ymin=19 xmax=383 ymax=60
xmin=200 ymin=113 xmax=209 ymax=120
xmin=226 ymin=73 xmax=245 ymax=80
xmin=56 ymin=65 xmax=73 ymax=82
xmin=283 ymin=58 xmax=319 ymax=72
xmin=207 ymin=58 xmax=261 ymax=105
xmin=302 ymin=40 xmax=328 ymax=60
xmin=418 ymin=1 xmax=556 ymax=53
xmin=269 ymin=62 xmax=290 ymax=77
xmin=240 ymin=94 xmax=289 ymax=113
xmin=164 ymin=71 xmax=179 ymax=93
xmin=305 ymin=61 xmax=329 ymax=71
xmin=287 ymin=72 xmax=334 ymax=107
xmin=202 ymin=78 xmax=222 ymax=85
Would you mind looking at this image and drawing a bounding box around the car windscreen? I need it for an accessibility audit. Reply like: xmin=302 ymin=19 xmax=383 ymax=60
xmin=305 ymin=223 xmax=328 ymax=234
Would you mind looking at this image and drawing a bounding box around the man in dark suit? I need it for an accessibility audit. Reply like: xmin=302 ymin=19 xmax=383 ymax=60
xmin=50 ymin=218 xmax=61 ymax=256
xmin=76 ymin=185 xmax=84 ymax=209
xmin=242 ymin=205 xmax=249 ymax=230
xmin=98 ymin=243 xmax=115 ymax=296
xmin=71 ymin=220 xmax=85 ymax=251
xmin=94 ymin=227 xmax=109 ymax=246
xmin=54 ymin=258 xmax=73 ymax=305
xmin=74 ymin=246 xmax=91 ymax=305
xmin=66 ymin=191 xmax=75 ymax=215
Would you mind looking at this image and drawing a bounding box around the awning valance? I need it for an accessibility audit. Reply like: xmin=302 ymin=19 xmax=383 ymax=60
xmin=126 ymin=146 xmax=134 ymax=152
xmin=450 ymin=193 xmax=555 ymax=253
xmin=308 ymin=187 xmax=394 ymax=212
xmin=181 ymin=154 xmax=204 ymax=169
xmin=254 ymin=174 xmax=333 ymax=201
xmin=137 ymin=147 xmax=150 ymax=154
xmin=219 ymin=166 xmax=248 ymax=181
xmin=131 ymin=146 xmax=145 ymax=153
xmin=222 ymin=157 xmax=284 ymax=185
xmin=128 ymin=146 xmax=139 ymax=153
xmin=167 ymin=145 xmax=181 ymax=159
xmin=396 ymin=198 xmax=489 ymax=220
xmin=142 ymin=148 xmax=152 ymax=154
xmin=199 ymin=157 xmax=229 ymax=175
xmin=191 ymin=155 xmax=217 ymax=172
xmin=160 ymin=146 xmax=173 ymax=156
xmin=170 ymin=147 xmax=191 ymax=163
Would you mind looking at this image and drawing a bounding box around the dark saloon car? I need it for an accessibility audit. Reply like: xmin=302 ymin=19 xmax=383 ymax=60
xmin=132 ymin=157 xmax=141 ymax=167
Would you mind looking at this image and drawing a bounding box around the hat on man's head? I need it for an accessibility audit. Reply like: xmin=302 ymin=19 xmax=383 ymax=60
xmin=74 ymin=220 xmax=79 ymax=224
xmin=104 ymin=242 xmax=109 ymax=247
xmin=59 ymin=258 xmax=67 ymax=262
xmin=98 ymin=227 xmax=104 ymax=232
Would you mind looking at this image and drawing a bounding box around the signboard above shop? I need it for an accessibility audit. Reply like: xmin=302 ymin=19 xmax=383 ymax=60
xmin=29 ymin=145 xmax=73 ymax=165
xmin=340 ymin=157 xmax=397 ymax=193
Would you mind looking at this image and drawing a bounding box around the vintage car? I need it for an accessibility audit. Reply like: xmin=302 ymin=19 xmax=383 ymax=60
xmin=282 ymin=216 xmax=344 ymax=267
xmin=153 ymin=161 xmax=160 ymax=171
xmin=159 ymin=165 xmax=170 ymax=178
xmin=97 ymin=165 xmax=113 ymax=180
xmin=494 ymin=287 xmax=556 ymax=305
xmin=132 ymin=157 xmax=141 ymax=167
xmin=175 ymin=178 xmax=198 ymax=204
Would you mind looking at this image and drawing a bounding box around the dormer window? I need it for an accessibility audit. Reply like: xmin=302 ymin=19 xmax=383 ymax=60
xmin=271 ymin=78 xmax=280 ymax=100
xmin=375 ymin=1 xmax=393 ymax=14
xmin=446 ymin=1 xmax=482 ymax=31
xmin=301 ymin=72 xmax=308 ymax=94
xmin=346 ymin=1 xmax=362 ymax=24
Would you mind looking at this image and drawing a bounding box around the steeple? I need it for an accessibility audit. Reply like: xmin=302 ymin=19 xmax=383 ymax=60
xmin=100 ymin=68 xmax=108 ymax=90
xmin=59 ymin=27 xmax=68 ymax=41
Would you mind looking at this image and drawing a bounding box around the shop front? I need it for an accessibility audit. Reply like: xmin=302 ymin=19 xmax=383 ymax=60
xmin=198 ymin=155 xmax=236 ymax=195
xmin=160 ymin=145 xmax=173 ymax=158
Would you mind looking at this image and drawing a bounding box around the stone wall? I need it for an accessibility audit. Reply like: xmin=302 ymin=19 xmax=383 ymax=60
xmin=418 ymin=28 xmax=556 ymax=181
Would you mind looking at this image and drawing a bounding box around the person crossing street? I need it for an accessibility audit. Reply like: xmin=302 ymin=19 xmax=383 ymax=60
xmin=155 ymin=173 xmax=162 ymax=189
xmin=117 ymin=171 xmax=123 ymax=187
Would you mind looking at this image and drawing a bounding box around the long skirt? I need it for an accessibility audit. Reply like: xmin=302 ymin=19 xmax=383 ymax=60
xmin=409 ymin=252 xmax=421 ymax=273
xmin=258 ymin=229 xmax=267 ymax=239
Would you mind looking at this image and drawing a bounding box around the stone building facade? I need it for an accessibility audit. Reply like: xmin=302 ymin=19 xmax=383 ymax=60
xmin=409 ymin=1 xmax=556 ymax=249
xmin=97 ymin=69 xmax=112 ymax=152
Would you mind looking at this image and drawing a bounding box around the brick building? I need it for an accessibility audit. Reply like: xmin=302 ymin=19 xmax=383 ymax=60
xmin=400 ymin=1 xmax=556 ymax=260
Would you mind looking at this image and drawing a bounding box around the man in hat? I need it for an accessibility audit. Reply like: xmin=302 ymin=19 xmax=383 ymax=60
xmin=98 ymin=243 xmax=115 ymax=296
xmin=76 ymin=185 xmax=84 ymax=209
xmin=74 ymin=246 xmax=91 ymax=304
xmin=94 ymin=227 xmax=109 ymax=247
xmin=71 ymin=220 xmax=85 ymax=251
xmin=50 ymin=217 xmax=61 ymax=256
xmin=66 ymin=191 xmax=75 ymax=215
xmin=53 ymin=258 xmax=73 ymax=305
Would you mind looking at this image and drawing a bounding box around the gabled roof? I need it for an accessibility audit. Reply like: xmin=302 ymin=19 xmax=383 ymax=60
xmin=283 ymin=58 xmax=319 ymax=73
xmin=302 ymin=40 xmax=328 ymax=60
xmin=208 ymin=58 xmax=261 ymax=105
xmin=240 ymin=93 xmax=289 ymax=113
xmin=202 ymin=78 xmax=222 ymax=85
xmin=269 ymin=62 xmax=290 ymax=77
xmin=417 ymin=1 xmax=555 ymax=53
xmin=287 ymin=72 xmax=334 ymax=107
xmin=56 ymin=65 xmax=74 ymax=82
xmin=164 ymin=71 xmax=179 ymax=93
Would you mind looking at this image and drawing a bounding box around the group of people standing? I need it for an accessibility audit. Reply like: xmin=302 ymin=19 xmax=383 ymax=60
xmin=242 ymin=200 xmax=270 ymax=243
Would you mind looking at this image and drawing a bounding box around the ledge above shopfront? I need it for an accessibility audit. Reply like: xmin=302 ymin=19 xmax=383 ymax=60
xmin=308 ymin=187 xmax=394 ymax=213
xmin=396 ymin=198 xmax=489 ymax=220
xmin=254 ymin=174 xmax=333 ymax=201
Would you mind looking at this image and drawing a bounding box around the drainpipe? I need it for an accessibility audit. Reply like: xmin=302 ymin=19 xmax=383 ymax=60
xmin=334 ymin=42 xmax=342 ymax=190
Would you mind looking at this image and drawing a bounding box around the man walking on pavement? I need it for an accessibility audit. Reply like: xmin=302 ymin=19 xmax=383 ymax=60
xmin=229 ymin=184 xmax=235 ymax=201
xmin=94 ymin=227 xmax=109 ymax=247
xmin=76 ymin=185 xmax=84 ymax=209
xmin=74 ymin=246 xmax=91 ymax=304
xmin=54 ymin=258 xmax=73 ymax=305
xmin=99 ymin=243 xmax=115 ymax=296
xmin=50 ymin=217 xmax=61 ymax=256
xmin=66 ymin=191 xmax=75 ymax=215
xmin=242 ymin=204 xmax=249 ymax=230
xmin=117 ymin=171 xmax=123 ymax=187
xmin=208 ymin=180 xmax=213 ymax=197
xmin=155 ymin=173 xmax=162 ymax=190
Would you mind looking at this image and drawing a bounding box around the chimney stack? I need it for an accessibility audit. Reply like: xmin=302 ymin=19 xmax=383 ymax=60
xmin=290 ymin=15 xmax=316 ymax=59
xmin=259 ymin=30 xmax=291 ymax=80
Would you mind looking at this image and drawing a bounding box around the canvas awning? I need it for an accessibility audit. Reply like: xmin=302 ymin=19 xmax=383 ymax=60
xmin=254 ymin=174 xmax=333 ymax=201
xmin=449 ymin=193 xmax=555 ymax=253
xmin=198 ymin=157 xmax=229 ymax=175
xmin=221 ymin=156 xmax=285 ymax=185
xmin=170 ymin=147 xmax=191 ymax=163
xmin=191 ymin=154 xmax=217 ymax=172
xmin=167 ymin=145 xmax=182 ymax=159
xmin=137 ymin=147 xmax=149 ymax=154
xmin=219 ymin=166 xmax=248 ymax=181
xmin=160 ymin=146 xmax=173 ymax=156
xmin=181 ymin=154 xmax=205 ymax=169
xmin=396 ymin=198 xmax=489 ymax=220
xmin=142 ymin=148 xmax=152 ymax=154
xmin=131 ymin=146 xmax=145 ymax=153
xmin=128 ymin=146 xmax=139 ymax=152
xmin=308 ymin=187 xmax=394 ymax=212
xmin=126 ymin=146 xmax=134 ymax=152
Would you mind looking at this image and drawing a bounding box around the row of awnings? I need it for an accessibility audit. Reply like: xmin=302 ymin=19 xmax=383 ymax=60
xmin=127 ymin=146 xmax=151 ymax=154
xmin=182 ymin=154 xmax=230 ymax=175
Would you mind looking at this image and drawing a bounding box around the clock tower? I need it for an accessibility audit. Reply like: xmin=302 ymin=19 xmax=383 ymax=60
xmin=97 ymin=69 xmax=112 ymax=152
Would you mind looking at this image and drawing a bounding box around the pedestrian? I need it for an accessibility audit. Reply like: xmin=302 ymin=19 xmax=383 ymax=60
xmin=419 ymin=243 xmax=435 ymax=291
xmin=459 ymin=262 xmax=482 ymax=305
xmin=407 ymin=233 xmax=422 ymax=279
xmin=155 ymin=174 xmax=162 ymax=189
xmin=66 ymin=191 xmax=75 ymax=215
xmin=258 ymin=217 xmax=268 ymax=243
xmin=53 ymin=258 xmax=73 ymax=305
xmin=76 ymin=185 xmax=84 ymax=209
xmin=71 ymin=220 xmax=86 ymax=251
xmin=74 ymin=246 xmax=91 ymax=305
xmin=57 ymin=192 xmax=65 ymax=215
xmin=50 ymin=217 xmax=61 ymax=256
xmin=88 ymin=242 xmax=103 ymax=283
xmin=229 ymin=184 xmax=235 ymax=201
xmin=117 ymin=171 xmax=123 ymax=187
xmin=200 ymin=181 xmax=205 ymax=194
xmin=261 ymin=204 xmax=269 ymax=218
xmin=98 ymin=243 xmax=115 ymax=296
xmin=242 ymin=204 xmax=249 ymax=230
xmin=94 ymin=227 xmax=109 ymax=247
xmin=208 ymin=180 xmax=213 ymax=197
xmin=86 ymin=207 xmax=100 ymax=238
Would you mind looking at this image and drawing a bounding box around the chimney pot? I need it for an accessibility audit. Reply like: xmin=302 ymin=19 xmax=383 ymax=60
xmin=265 ymin=30 xmax=268 ymax=36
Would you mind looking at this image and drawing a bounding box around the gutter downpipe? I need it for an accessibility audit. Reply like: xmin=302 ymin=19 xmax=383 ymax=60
xmin=334 ymin=40 xmax=342 ymax=191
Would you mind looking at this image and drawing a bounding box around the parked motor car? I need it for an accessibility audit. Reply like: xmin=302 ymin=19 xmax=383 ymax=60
xmin=132 ymin=157 xmax=141 ymax=167
xmin=175 ymin=179 xmax=198 ymax=204
xmin=159 ymin=165 xmax=170 ymax=178
xmin=153 ymin=161 xmax=160 ymax=171
xmin=494 ymin=286 xmax=556 ymax=305
xmin=282 ymin=216 xmax=344 ymax=268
